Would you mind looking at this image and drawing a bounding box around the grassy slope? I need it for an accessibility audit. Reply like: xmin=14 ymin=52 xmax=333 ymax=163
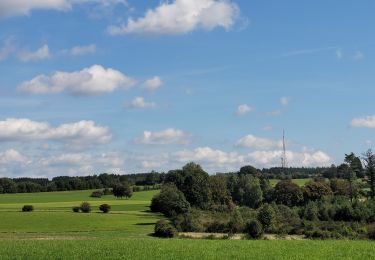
xmin=269 ymin=178 xmax=311 ymax=187
xmin=0 ymin=188 xmax=375 ymax=259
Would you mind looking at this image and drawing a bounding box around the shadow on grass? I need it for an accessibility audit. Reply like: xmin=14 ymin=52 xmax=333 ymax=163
xmin=135 ymin=222 xmax=156 ymax=226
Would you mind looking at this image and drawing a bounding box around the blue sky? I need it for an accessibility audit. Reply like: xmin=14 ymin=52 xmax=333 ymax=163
xmin=0 ymin=0 xmax=374 ymax=177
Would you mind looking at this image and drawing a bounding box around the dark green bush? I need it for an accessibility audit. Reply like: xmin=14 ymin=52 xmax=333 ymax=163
xmin=22 ymin=205 xmax=34 ymax=212
xmin=80 ymin=202 xmax=91 ymax=213
xmin=245 ymin=220 xmax=263 ymax=239
xmin=103 ymin=188 xmax=112 ymax=195
xmin=368 ymin=224 xmax=375 ymax=240
xmin=72 ymin=206 xmax=80 ymax=213
xmin=99 ymin=204 xmax=111 ymax=213
xmin=154 ymin=220 xmax=177 ymax=238
xmin=90 ymin=190 xmax=103 ymax=198
xmin=257 ymin=204 xmax=276 ymax=231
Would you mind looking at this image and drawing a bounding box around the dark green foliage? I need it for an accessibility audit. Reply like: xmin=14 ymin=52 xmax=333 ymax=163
xmin=273 ymin=180 xmax=303 ymax=207
xmin=274 ymin=205 xmax=302 ymax=234
xmin=363 ymin=149 xmax=375 ymax=199
xmin=150 ymin=184 xmax=190 ymax=217
xmin=303 ymin=181 xmax=332 ymax=201
xmin=154 ymin=220 xmax=177 ymax=238
xmin=368 ymin=224 xmax=375 ymax=240
xmin=0 ymin=178 xmax=17 ymax=193
xmin=90 ymin=190 xmax=103 ymax=198
xmin=303 ymin=201 xmax=319 ymax=221
xmin=22 ymin=205 xmax=34 ymax=212
xmin=172 ymin=211 xmax=204 ymax=232
xmin=230 ymin=175 xmax=263 ymax=208
xmin=80 ymin=202 xmax=91 ymax=213
xmin=228 ymin=209 xmax=244 ymax=233
xmin=99 ymin=204 xmax=111 ymax=213
xmin=239 ymin=165 xmax=259 ymax=176
xmin=257 ymin=204 xmax=276 ymax=231
xmin=112 ymin=183 xmax=133 ymax=199
xmin=209 ymin=175 xmax=231 ymax=206
xmin=245 ymin=220 xmax=263 ymax=239
xmin=72 ymin=206 xmax=80 ymax=213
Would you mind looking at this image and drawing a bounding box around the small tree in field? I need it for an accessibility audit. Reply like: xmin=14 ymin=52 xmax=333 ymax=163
xmin=113 ymin=183 xmax=133 ymax=199
xmin=245 ymin=220 xmax=263 ymax=239
xmin=99 ymin=204 xmax=111 ymax=213
xmin=80 ymin=202 xmax=91 ymax=213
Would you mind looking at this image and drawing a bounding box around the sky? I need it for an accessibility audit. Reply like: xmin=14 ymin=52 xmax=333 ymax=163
xmin=0 ymin=0 xmax=375 ymax=178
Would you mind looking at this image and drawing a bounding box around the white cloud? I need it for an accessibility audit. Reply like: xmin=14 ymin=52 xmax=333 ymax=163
xmin=0 ymin=0 xmax=127 ymax=18
xmin=69 ymin=44 xmax=96 ymax=56
xmin=108 ymin=0 xmax=240 ymax=35
xmin=0 ymin=149 xmax=29 ymax=165
xmin=236 ymin=134 xmax=282 ymax=150
xmin=143 ymin=76 xmax=163 ymax=91
xmin=0 ymin=118 xmax=112 ymax=144
xmin=135 ymin=128 xmax=191 ymax=145
xmin=236 ymin=104 xmax=252 ymax=116
xmin=248 ymin=150 xmax=331 ymax=168
xmin=353 ymin=51 xmax=364 ymax=60
xmin=17 ymin=65 xmax=136 ymax=95
xmin=18 ymin=44 xmax=51 ymax=62
xmin=127 ymin=96 xmax=156 ymax=109
xmin=280 ymin=96 xmax=289 ymax=106
xmin=350 ymin=115 xmax=375 ymax=128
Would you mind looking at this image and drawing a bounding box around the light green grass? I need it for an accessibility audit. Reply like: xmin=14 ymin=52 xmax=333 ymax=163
xmin=0 ymin=190 xmax=161 ymax=239
xmin=269 ymin=178 xmax=311 ymax=187
xmin=0 ymin=239 xmax=374 ymax=260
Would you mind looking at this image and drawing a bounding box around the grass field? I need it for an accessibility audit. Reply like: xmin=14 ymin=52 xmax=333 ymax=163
xmin=269 ymin=178 xmax=311 ymax=187
xmin=0 ymin=188 xmax=374 ymax=259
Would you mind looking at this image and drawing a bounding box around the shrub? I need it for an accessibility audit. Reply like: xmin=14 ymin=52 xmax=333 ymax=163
xmin=154 ymin=220 xmax=177 ymax=238
xmin=303 ymin=181 xmax=332 ymax=201
xmin=90 ymin=190 xmax=103 ymax=198
xmin=257 ymin=204 xmax=276 ymax=231
xmin=99 ymin=204 xmax=111 ymax=213
xmin=172 ymin=211 xmax=204 ymax=232
xmin=22 ymin=205 xmax=34 ymax=212
xmin=80 ymin=202 xmax=91 ymax=213
xmin=72 ymin=206 xmax=80 ymax=213
xmin=368 ymin=224 xmax=375 ymax=240
xmin=273 ymin=180 xmax=303 ymax=207
xmin=150 ymin=184 xmax=190 ymax=217
xmin=245 ymin=220 xmax=263 ymax=239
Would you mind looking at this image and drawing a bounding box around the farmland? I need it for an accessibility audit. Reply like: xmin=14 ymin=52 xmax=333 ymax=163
xmin=0 ymin=189 xmax=374 ymax=259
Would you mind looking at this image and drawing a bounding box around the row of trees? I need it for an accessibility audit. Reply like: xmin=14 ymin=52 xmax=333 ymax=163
xmin=151 ymin=150 xmax=375 ymax=239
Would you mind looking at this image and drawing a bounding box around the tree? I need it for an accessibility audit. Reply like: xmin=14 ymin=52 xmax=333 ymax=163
xmin=177 ymin=163 xmax=212 ymax=209
xmin=345 ymin=152 xmax=364 ymax=178
xmin=154 ymin=220 xmax=177 ymax=238
xmin=245 ymin=220 xmax=263 ymax=239
xmin=239 ymin=165 xmax=259 ymax=176
xmin=231 ymin=175 xmax=263 ymax=208
xmin=112 ymin=183 xmax=132 ymax=199
xmin=99 ymin=204 xmax=111 ymax=213
xmin=150 ymin=184 xmax=190 ymax=217
xmin=257 ymin=204 xmax=276 ymax=231
xmin=209 ymin=175 xmax=231 ymax=205
xmin=303 ymin=181 xmax=332 ymax=201
xmin=80 ymin=202 xmax=91 ymax=213
xmin=363 ymin=149 xmax=375 ymax=199
xmin=273 ymin=180 xmax=303 ymax=207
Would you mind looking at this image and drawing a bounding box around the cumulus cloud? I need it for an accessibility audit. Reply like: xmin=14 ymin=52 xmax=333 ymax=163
xmin=0 ymin=0 xmax=127 ymax=18
xmin=0 ymin=118 xmax=112 ymax=144
xmin=143 ymin=76 xmax=163 ymax=91
xmin=0 ymin=149 xmax=29 ymax=165
xmin=126 ymin=96 xmax=156 ymax=109
xmin=236 ymin=104 xmax=252 ymax=116
xmin=68 ymin=44 xmax=96 ymax=56
xmin=248 ymin=150 xmax=331 ymax=167
xmin=350 ymin=115 xmax=375 ymax=128
xmin=135 ymin=128 xmax=191 ymax=145
xmin=18 ymin=44 xmax=51 ymax=62
xmin=353 ymin=51 xmax=365 ymax=60
xmin=108 ymin=0 xmax=240 ymax=35
xmin=280 ymin=96 xmax=289 ymax=106
xmin=17 ymin=65 xmax=136 ymax=95
xmin=236 ymin=134 xmax=282 ymax=150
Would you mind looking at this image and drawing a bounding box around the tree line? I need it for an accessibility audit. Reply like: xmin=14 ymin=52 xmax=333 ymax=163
xmin=151 ymin=150 xmax=375 ymax=239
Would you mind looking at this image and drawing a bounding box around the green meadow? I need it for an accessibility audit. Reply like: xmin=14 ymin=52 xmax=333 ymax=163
xmin=0 ymin=189 xmax=374 ymax=259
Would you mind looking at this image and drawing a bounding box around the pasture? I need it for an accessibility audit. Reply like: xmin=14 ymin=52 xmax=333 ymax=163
xmin=0 ymin=189 xmax=374 ymax=259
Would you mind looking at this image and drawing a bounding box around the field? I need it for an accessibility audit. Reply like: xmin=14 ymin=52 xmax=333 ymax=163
xmin=0 ymin=189 xmax=374 ymax=259
xmin=269 ymin=178 xmax=311 ymax=187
